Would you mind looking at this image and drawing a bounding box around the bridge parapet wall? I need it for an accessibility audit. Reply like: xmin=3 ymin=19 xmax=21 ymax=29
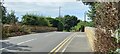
xmin=85 ymin=27 xmax=96 ymax=51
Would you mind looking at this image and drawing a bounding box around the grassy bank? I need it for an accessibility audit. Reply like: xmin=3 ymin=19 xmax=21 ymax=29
xmin=2 ymin=24 xmax=57 ymax=39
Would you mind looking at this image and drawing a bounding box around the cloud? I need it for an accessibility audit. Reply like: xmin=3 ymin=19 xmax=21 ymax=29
xmin=4 ymin=0 xmax=77 ymax=2
xmin=4 ymin=2 xmax=88 ymax=13
xmin=3 ymin=1 xmax=89 ymax=21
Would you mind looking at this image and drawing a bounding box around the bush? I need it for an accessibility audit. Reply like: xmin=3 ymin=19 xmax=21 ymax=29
xmin=46 ymin=17 xmax=64 ymax=31
xmin=29 ymin=26 xmax=57 ymax=33
xmin=70 ymin=21 xmax=94 ymax=32
xmin=22 ymin=14 xmax=51 ymax=26
xmin=2 ymin=25 xmax=12 ymax=38
xmin=2 ymin=24 xmax=31 ymax=39
xmin=57 ymin=21 xmax=64 ymax=31
xmin=20 ymin=25 xmax=31 ymax=34
xmin=94 ymin=28 xmax=117 ymax=53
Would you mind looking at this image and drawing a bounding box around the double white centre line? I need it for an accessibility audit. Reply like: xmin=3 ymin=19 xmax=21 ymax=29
xmin=49 ymin=33 xmax=77 ymax=54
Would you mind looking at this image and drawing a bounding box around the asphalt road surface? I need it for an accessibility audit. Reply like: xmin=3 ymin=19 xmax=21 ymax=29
xmin=0 ymin=32 xmax=91 ymax=53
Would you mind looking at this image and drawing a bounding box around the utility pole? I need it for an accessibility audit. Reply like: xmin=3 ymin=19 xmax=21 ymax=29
xmin=84 ymin=11 xmax=87 ymax=22
xmin=59 ymin=6 xmax=61 ymax=17
xmin=0 ymin=0 xmax=3 ymax=40
xmin=82 ymin=11 xmax=87 ymax=32
xmin=84 ymin=11 xmax=87 ymax=26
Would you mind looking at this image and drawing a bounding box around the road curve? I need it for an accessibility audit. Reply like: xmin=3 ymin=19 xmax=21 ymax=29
xmin=1 ymin=32 xmax=73 ymax=52
xmin=1 ymin=32 xmax=91 ymax=54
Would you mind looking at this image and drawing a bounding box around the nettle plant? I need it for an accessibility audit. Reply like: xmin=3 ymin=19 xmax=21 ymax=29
xmin=114 ymin=29 xmax=120 ymax=43
xmin=111 ymin=29 xmax=120 ymax=43
xmin=110 ymin=28 xmax=120 ymax=53
xmin=114 ymin=29 xmax=120 ymax=53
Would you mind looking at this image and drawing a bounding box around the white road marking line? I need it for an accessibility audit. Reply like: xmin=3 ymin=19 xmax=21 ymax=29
xmin=0 ymin=40 xmax=9 ymax=42
xmin=17 ymin=38 xmax=37 ymax=45
xmin=44 ymin=33 xmax=54 ymax=37
xmin=0 ymin=33 xmax=54 ymax=51
xmin=49 ymin=33 xmax=75 ymax=54
xmin=0 ymin=38 xmax=37 ymax=50
xmin=61 ymin=34 xmax=76 ymax=52
xmin=55 ymin=35 xmax=73 ymax=52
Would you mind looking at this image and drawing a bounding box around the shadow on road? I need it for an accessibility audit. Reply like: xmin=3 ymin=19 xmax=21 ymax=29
xmin=1 ymin=41 xmax=31 ymax=52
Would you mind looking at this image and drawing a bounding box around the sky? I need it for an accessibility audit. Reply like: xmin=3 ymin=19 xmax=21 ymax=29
xmin=3 ymin=0 xmax=89 ymax=21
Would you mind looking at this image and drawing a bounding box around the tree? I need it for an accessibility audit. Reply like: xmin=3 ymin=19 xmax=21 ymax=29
xmin=22 ymin=14 xmax=37 ymax=25
xmin=63 ymin=15 xmax=78 ymax=31
xmin=57 ymin=21 xmax=63 ymax=31
xmin=83 ymin=2 xmax=96 ymax=26
xmin=46 ymin=17 xmax=64 ymax=31
xmin=1 ymin=1 xmax=7 ymax=24
xmin=56 ymin=17 xmax=64 ymax=23
xmin=22 ymin=14 xmax=51 ymax=26
xmin=46 ymin=17 xmax=58 ymax=27
xmin=6 ymin=11 xmax=18 ymax=24
xmin=0 ymin=2 xmax=18 ymax=24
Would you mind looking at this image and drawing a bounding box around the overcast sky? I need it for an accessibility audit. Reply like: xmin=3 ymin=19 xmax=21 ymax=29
xmin=3 ymin=0 xmax=89 ymax=21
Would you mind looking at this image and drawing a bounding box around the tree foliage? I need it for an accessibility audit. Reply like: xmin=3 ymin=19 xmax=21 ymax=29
xmin=5 ymin=11 xmax=18 ymax=24
xmin=63 ymin=15 xmax=78 ymax=31
xmin=1 ymin=2 xmax=7 ymax=24
xmin=46 ymin=17 xmax=64 ymax=31
xmin=83 ymin=2 xmax=96 ymax=26
xmin=46 ymin=17 xmax=58 ymax=27
xmin=22 ymin=14 xmax=51 ymax=26
xmin=1 ymin=2 xmax=18 ymax=24
xmin=46 ymin=15 xmax=79 ymax=31
xmin=71 ymin=21 xmax=94 ymax=32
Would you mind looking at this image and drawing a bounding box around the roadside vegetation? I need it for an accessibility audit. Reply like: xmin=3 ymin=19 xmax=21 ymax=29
xmin=1 ymin=2 xmax=93 ymax=39
xmin=1 ymin=1 xmax=119 ymax=53
xmin=83 ymin=1 xmax=120 ymax=53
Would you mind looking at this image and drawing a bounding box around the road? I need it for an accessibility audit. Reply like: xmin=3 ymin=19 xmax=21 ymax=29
xmin=0 ymin=32 xmax=91 ymax=53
